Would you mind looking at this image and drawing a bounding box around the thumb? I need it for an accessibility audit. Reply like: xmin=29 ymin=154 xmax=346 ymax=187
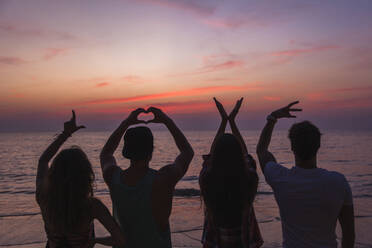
xmin=77 ymin=125 xmax=86 ymax=130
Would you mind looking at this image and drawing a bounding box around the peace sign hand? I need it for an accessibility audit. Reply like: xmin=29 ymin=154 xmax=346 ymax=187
xmin=229 ymin=97 xmax=243 ymax=121
xmin=271 ymin=101 xmax=302 ymax=119
xmin=213 ymin=97 xmax=228 ymax=120
xmin=64 ymin=110 xmax=86 ymax=135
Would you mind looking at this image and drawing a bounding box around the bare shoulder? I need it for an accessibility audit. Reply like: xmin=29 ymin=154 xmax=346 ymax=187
xmin=154 ymin=164 xmax=178 ymax=189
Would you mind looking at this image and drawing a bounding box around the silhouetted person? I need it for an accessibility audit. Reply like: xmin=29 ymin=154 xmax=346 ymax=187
xmin=256 ymin=101 xmax=355 ymax=248
xmin=199 ymin=98 xmax=263 ymax=248
xmin=35 ymin=111 xmax=126 ymax=248
xmin=100 ymin=107 xmax=194 ymax=248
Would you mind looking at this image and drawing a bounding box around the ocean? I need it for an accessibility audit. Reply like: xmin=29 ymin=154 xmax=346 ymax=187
xmin=1 ymin=130 xmax=372 ymax=247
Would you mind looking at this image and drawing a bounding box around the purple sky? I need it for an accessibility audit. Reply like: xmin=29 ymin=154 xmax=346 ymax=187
xmin=0 ymin=0 xmax=371 ymax=131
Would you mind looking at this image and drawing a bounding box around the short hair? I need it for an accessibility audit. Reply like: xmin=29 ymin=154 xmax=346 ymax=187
xmin=288 ymin=121 xmax=321 ymax=161
xmin=122 ymin=126 xmax=153 ymax=161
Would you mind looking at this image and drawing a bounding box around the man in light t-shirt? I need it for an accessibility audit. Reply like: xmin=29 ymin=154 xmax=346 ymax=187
xmin=256 ymin=101 xmax=355 ymax=248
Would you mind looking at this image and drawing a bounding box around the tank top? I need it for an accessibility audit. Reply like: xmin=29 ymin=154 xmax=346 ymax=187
xmin=110 ymin=168 xmax=172 ymax=248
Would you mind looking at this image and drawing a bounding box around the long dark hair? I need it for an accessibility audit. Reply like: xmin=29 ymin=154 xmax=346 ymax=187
xmin=201 ymin=134 xmax=258 ymax=227
xmin=42 ymin=146 xmax=95 ymax=232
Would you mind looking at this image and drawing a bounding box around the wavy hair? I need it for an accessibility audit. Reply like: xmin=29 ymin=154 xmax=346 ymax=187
xmin=41 ymin=146 xmax=95 ymax=232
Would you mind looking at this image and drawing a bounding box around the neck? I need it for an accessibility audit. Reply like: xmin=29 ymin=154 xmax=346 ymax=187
xmin=295 ymin=155 xmax=317 ymax=169
xmin=130 ymin=160 xmax=149 ymax=170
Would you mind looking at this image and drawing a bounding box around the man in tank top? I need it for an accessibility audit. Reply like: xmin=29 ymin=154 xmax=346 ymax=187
xmin=100 ymin=107 xmax=194 ymax=248
xmin=256 ymin=101 xmax=355 ymax=248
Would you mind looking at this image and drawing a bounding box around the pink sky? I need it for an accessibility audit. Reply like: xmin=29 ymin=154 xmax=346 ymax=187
xmin=0 ymin=0 xmax=371 ymax=131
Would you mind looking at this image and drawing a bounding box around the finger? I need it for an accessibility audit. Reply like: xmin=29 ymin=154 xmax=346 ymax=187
xmin=287 ymin=101 xmax=299 ymax=108
xmin=71 ymin=110 xmax=76 ymax=121
xmin=148 ymin=107 xmax=160 ymax=112
xmin=289 ymin=108 xmax=302 ymax=112
xmin=134 ymin=108 xmax=146 ymax=114
xmin=77 ymin=125 xmax=86 ymax=129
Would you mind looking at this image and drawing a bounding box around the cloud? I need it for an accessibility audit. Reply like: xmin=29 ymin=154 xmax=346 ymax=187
xmin=306 ymin=86 xmax=372 ymax=102
xmin=81 ymin=82 xmax=262 ymax=105
xmin=96 ymin=82 xmax=110 ymax=88
xmin=0 ymin=56 xmax=27 ymax=65
xmin=122 ymin=75 xmax=145 ymax=83
xmin=43 ymin=48 xmax=68 ymax=60
xmin=201 ymin=18 xmax=246 ymax=29
xmin=0 ymin=23 xmax=76 ymax=40
xmin=171 ymin=55 xmax=245 ymax=76
xmin=263 ymin=96 xmax=281 ymax=101
xmin=137 ymin=0 xmax=215 ymax=17
xmin=271 ymin=45 xmax=339 ymax=57
xmin=198 ymin=60 xmax=244 ymax=73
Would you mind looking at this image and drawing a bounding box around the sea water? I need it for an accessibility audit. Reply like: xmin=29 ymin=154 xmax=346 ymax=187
xmin=1 ymin=130 xmax=372 ymax=247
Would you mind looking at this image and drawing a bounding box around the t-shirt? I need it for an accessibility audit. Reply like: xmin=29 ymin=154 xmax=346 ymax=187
xmin=264 ymin=161 xmax=353 ymax=248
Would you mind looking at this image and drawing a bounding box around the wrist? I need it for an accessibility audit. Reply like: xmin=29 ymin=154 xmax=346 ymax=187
xmin=61 ymin=131 xmax=72 ymax=137
xmin=162 ymin=116 xmax=173 ymax=125
xmin=266 ymin=114 xmax=277 ymax=123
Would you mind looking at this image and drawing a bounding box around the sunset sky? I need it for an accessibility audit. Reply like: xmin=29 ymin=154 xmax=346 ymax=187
xmin=1 ymin=0 xmax=371 ymax=131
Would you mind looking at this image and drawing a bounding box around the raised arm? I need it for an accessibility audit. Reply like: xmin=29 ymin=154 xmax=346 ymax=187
xmin=148 ymin=107 xmax=194 ymax=185
xmin=36 ymin=111 xmax=85 ymax=195
xmin=209 ymin=97 xmax=228 ymax=154
xmin=228 ymin=97 xmax=249 ymax=156
xmin=256 ymin=101 xmax=302 ymax=173
xmin=100 ymin=108 xmax=146 ymax=184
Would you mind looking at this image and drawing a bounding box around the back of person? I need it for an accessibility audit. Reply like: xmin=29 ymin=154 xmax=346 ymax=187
xmin=100 ymin=108 xmax=194 ymax=248
xmin=110 ymin=167 xmax=171 ymax=248
xmin=39 ymin=201 xmax=94 ymax=248
xmin=265 ymin=162 xmax=352 ymax=247
xmin=257 ymin=104 xmax=355 ymax=248
xmin=36 ymin=112 xmax=127 ymax=248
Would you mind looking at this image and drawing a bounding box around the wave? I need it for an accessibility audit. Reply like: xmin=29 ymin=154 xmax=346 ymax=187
xmin=0 ymin=212 xmax=40 ymax=218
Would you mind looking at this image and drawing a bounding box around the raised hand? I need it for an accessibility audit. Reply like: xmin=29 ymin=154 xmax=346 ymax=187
xmin=146 ymin=107 xmax=170 ymax=124
xmin=271 ymin=101 xmax=302 ymax=119
xmin=126 ymin=108 xmax=147 ymax=125
xmin=229 ymin=97 xmax=243 ymax=121
xmin=63 ymin=110 xmax=86 ymax=135
xmin=213 ymin=97 xmax=228 ymax=120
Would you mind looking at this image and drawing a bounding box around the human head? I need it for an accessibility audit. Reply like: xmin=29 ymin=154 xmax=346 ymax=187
xmin=288 ymin=121 xmax=322 ymax=161
xmin=45 ymin=146 xmax=94 ymax=231
xmin=212 ymin=133 xmax=244 ymax=167
xmin=122 ymin=126 xmax=154 ymax=162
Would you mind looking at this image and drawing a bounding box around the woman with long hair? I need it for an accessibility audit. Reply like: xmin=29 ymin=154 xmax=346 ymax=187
xmin=199 ymin=98 xmax=263 ymax=248
xmin=35 ymin=111 xmax=126 ymax=248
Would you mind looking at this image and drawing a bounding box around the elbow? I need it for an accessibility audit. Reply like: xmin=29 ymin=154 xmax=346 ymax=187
xmin=187 ymin=147 xmax=194 ymax=160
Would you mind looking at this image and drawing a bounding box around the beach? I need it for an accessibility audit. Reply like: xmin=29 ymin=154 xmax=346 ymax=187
xmin=1 ymin=130 xmax=372 ymax=247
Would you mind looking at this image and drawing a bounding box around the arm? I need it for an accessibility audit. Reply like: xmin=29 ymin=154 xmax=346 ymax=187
xmin=338 ymin=204 xmax=355 ymax=248
xmin=36 ymin=111 xmax=85 ymax=199
xmin=209 ymin=98 xmax=228 ymax=154
xmin=256 ymin=101 xmax=301 ymax=173
xmin=229 ymin=98 xmax=248 ymax=155
xmin=148 ymin=107 xmax=194 ymax=185
xmin=100 ymin=108 xmax=146 ymax=184
xmin=92 ymin=198 xmax=126 ymax=247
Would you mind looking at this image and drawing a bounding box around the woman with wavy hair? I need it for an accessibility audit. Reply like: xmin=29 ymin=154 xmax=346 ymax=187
xmin=199 ymin=98 xmax=263 ymax=248
xmin=35 ymin=111 xmax=126 ymax=248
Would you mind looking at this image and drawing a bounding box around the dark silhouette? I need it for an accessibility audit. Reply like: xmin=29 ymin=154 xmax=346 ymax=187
xmin=256 ymin=101 xmax=355 ymax=248
xmin=100 ymin=107 xmax=194 ymax=248
xmin=35 ymin=111 xmax=126 ymax=248
xmin=199 ymin=98 xmax=263 ymax=248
